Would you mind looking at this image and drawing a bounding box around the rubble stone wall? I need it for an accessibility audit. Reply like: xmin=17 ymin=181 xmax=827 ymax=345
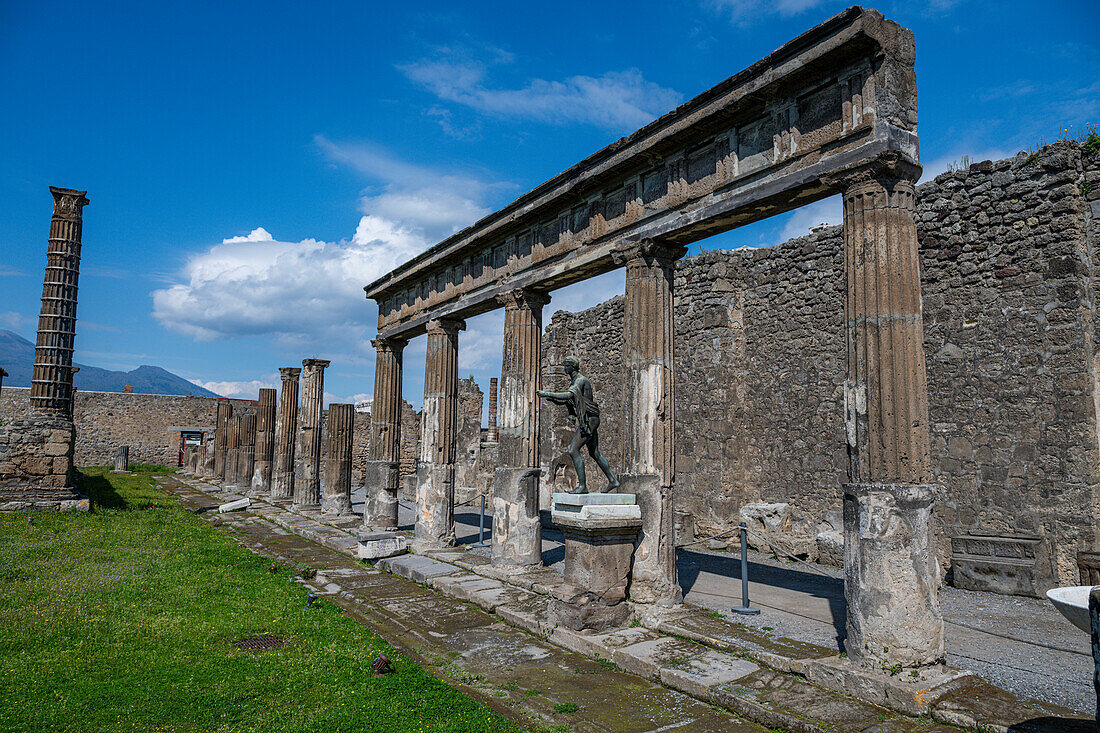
xmin=541 ymin=142 xmax=1100 ymax=585
xmin=0 ymin=397 xmax=76 ymax=504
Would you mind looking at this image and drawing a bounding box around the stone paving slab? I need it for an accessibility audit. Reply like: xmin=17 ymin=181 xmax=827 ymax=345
xmin=165 ymin=476 xmax=1092 ymax=732
xmin=164 ymin=478 xmax=761 ymax=733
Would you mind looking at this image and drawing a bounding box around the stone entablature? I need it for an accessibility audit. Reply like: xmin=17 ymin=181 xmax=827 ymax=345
xmin=365 ymin=7 xmax=917 ymax=340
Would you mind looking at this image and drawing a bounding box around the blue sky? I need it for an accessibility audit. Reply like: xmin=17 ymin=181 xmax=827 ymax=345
xmin=1 ymin=0 xmax=1097 ymax=412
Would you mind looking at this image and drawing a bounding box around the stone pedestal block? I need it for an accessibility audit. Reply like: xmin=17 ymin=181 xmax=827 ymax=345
xmin=619 ymin=473 xmax=681 ymax=604
xmin=414 ymin=462 xmax=455 ymax=551
xmin=111 ymin=446 xmax=129 ymax=473
xmin=844 ymin=483 xmax=944 ymax=668
xmin=202 ymin=439 xmax=215 ymax=478
xmin=357 ymin=529 xmax=409 ymax=560
xmin=951 ymin=533 xmax=1054 ymax=598
xmin=491 ymin=467 xmax=542 ymax=570
xmin=549 ymin=494 xmax=641 ymax=631
xmin=364 ymin=460 xmax=400 ymax=530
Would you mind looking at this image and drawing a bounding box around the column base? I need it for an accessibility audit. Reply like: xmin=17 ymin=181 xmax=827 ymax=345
xmin=843 ymin=482 xmax=944 ymax=668
xmin=414 ymin=462 xmax=455 ymax=549
xmin=619 ymin=473 xmax=682 ymax=604
xmin=321 ymin=495 xmax=354 ymax=517
xmin=491 ymin=467 xmax=542 ymax=570
xmin=363 ymin=460 xmax=400 ymax=530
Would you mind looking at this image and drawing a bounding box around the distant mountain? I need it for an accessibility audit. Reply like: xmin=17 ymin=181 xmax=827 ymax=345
xmin=0 ymin=329 xmax=220 ymax=397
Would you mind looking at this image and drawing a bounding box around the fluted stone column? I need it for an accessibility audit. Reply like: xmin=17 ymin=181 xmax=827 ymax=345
xmin=415 ymin=318 xmax=464 ymax=550
xmin=616 ymin=239 xmax=686 ymax=604
xmin=487 ymin=378 xmax=499 ymax=442
xmin=497 ymin=289 xmax=550 ymax=468
xmin=271 ymin=367 xmax=301 ymax=501
xmin=492 ymin=289 xmax=549 ymax=570
xmin=251 ymin=388 xmax=276 ymax=496
xmin=832 ymin=159 xmax=944 ymax=668
xmin=236 ymin=413 xmax=256 ymax=493
xmin=294 ymin=359 xmax=329 ymax=508
xmin=365 ymin=337 xmax=405 ymax=529
xmin=225 ymin=415 xmax=241 ymax=487
xmin=30 ymin=187 xmax=89 ymax=415
xmin=214 ymin=402 xmax=233 ymax=480
xmin=323 ymin=403 xmax=355 ymax=516
xmin=202 ymin=433 xmax=215 ymax=478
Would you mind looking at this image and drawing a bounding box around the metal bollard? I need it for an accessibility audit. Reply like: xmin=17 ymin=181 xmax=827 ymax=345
xmin=732 ymin=522 xmax=760 ymax=615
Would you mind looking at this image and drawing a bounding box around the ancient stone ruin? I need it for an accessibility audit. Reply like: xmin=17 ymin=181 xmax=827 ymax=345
xmin=361 ymin=6 xmax=942 ymax=668
xmin=0 ymin=187 xmax=89 ymax=511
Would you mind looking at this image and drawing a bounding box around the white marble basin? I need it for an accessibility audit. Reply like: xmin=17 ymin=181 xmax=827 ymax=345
xmin=1046 ymin=585 xmax=1095 ymax=633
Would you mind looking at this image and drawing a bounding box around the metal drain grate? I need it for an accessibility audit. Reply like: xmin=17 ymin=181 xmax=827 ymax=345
xmin=232 ymin=635 xmax=286 ymax=652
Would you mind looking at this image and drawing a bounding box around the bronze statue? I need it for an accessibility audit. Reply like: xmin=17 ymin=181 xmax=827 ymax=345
xmin=537 ymin=356 xmax=620 ymax=494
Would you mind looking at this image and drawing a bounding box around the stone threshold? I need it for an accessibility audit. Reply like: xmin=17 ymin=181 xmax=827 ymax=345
xmin=173 ymin=474 xmax=1089 ymax=732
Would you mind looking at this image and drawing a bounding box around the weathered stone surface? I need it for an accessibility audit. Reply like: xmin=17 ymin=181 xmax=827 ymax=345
xmin=491 ymin=466 xmax=541 ymax=569
xmin=622 ymin=472 xmax=681 ymax=604
xmin=271 ymin=367 xmax=300 ymax=500
xmin=355 ymin=530 xmax=407 ymax=560
xmin=294 ymin=359 xmax=328 ymax=508
xmin=321 ymin=403 xmax=354 ymax=516
xmin=111 ymin=446 xmax=129 ymax=473
xmin=250 ymin=388 xmax=276 ymax=495
xmin=363 ymin=459 xmax=400 ymax=529
xmin=950 ymin=532 xmax=1055 ymax=597
xmin=547 ymin=586 xmax=633 ymax=632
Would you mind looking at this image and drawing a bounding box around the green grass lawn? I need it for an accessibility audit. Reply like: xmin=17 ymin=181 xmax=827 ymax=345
xmin=0 ymin=466 xmax=522 ymax=733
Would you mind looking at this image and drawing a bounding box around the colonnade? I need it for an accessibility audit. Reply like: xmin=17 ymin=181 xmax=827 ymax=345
xmin=361 ymin=160 xmax=942 ymax=667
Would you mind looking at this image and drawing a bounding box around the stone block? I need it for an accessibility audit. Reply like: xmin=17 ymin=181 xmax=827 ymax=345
xmin=610 ymin=636 xmax=709 ymax=680
xmin=491 ymin=467 xmax=541 ymax=569
xmin=547 ymin=587 xmax=633 ymax=633
xmin=380 ymin=554 xmax=462 ymax=584
xmin=658 ymin=650 xmax=758 ymax=700
xmin=355 ymin=530 xmax=408 ymax=560
xmin=950 ymin=532 xmax=1054 ymax=597
xmin=816 ymin=530 xmax=843 ymax=566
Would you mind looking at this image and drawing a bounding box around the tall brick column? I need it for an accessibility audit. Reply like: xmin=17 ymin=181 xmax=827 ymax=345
xmin=415 ymin=318 xmax=464 ymax=550
xmin=271 ymin=367 xmax=301 ymax=501
xmin=250 ymin=388 xmax=276 ymax=495
xmin=213 ymin=402 xmax=233 ymax=480
xmin=30 ymin=187 xmax=89 ymax=416
xmin=616 ymin=239 xmax=686 ymax=604
xmin=236 ymin=413 xmax=256 ymax=492
xmin=497 ymin=289 xmax=550 ymax=468
xmin=364 ymin=337 xmax=405 ymax=529
xmin=322 ymin=403 xmax=355 ymax=516
xmin=487 ymin=378 xmax=499 ymax=442
xmin=831 ymin=159 xmax=944 ymax=668
xmin=294 ymin=359 xmax=329 ymax=508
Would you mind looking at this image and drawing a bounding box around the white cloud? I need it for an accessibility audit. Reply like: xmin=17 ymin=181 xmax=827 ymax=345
xmin=778 ymin=196 xmax=843 ymax=242
xmin=401 ymin=60 xmax=681 ymax=132
xmin=704 ymin=0 xmax=834 ymax=24
xmin=0 ymin=265 xmax=25 ymax=277
xmin=0 ymin=311 xmax=33 ymax=332
xmin=222 ymin=227 xmax=274 ymax=244
xmin=152 ymin=216 xmax=429 ymax=345
xmin=315 ymin=135 xmax=495 ymax=241
xmin=191 ymin=378 xmax=277 ymax=401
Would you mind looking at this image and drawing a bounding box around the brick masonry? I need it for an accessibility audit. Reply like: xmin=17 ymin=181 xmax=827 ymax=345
xmin=540 ymin=141 xmax=1100 ymax=587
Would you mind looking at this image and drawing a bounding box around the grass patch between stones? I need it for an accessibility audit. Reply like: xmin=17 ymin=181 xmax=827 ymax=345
xmin=0 ymin=465 xmax=522 ymax=733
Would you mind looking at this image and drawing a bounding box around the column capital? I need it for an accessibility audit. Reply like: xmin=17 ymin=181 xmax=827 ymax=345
xmin=279 ymin=366 xmax=302 ymax=380
xmin=425 ymin=317 xmax=466 ymax=336
xmin=371 ymin=335 xmax=407 ymax=353
xmin=819 ymin=151 xmax=922 ymax=193
xmin=612 ymin=238 xmax=688 ymax=268
xmin=302 ymin=358 xmax=331 ymax=369
xmin=496 ymin=288 xmax=551 ymax=311
xmin=49 ymin=186 xmax=89 ymax=220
